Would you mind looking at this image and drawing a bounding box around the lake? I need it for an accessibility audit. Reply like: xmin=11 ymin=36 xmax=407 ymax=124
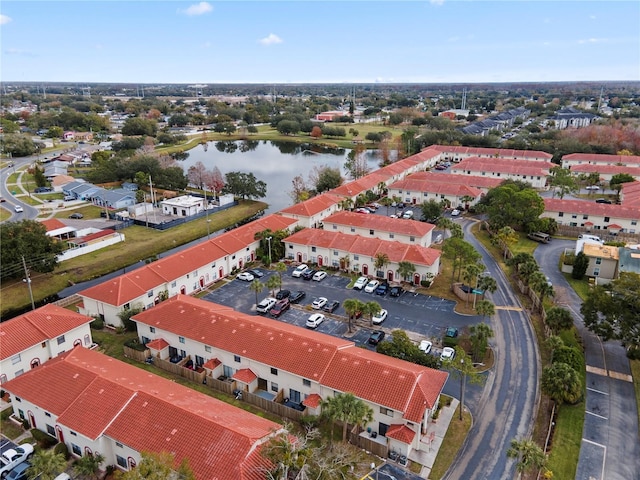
xmin=178 ymin=140 xmax=387 ymax=213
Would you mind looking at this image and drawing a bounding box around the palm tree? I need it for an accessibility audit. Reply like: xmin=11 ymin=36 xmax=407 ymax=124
xmin=529 ymin=272 xmax=554 ymax=308
xmin=460 ymin=194 xmax=475 ymax=210
xmin=437 ymin=217 xmax=454 ymax=239
xmin=373 ymin=252 xmax=389 ymax=277
xmin=477 ymin=275 xmax=497 ymax=300
xmin=376 ymin=181 xmax=387 ymax=197
xmin=391 ymin=195 xmax=402 ymax=214
xmin=249 ymin=279 xmax=265 ymax=309
xmin=379 ymin=196 xmax=393 ymax=215
xmin=339 ymin=254 xmax=351 ymax=272
xmin=355 ymin=193 xmax=368 ymax=208
xmin=518 ymin=260 xmax=539 ymax=285
xmin=462 ymin=263 xmax=484 ymax=307
xmin=266 ymin=275 xmax=281 ymax=297
xmin=506 ymin=438 xmax=548 ymax=475
xmin=545 ymin=335 xmax=564 ymax=363
xmin=74 ymin=453 xmax=105 ymax=480
xmin=28 ymin=450 xmax=66 ymax=480
xmin=339 ymin=198 xmax=354 ymax=211
xmin=320 ymin=395 xmax=341 ymax=444
xmin=493 ymin=226 xmax=519 ymax=259
xmin=326 ymin=392 xmax=374 ymax=443
xmin=343 ymin=298 xmax=365 ymax=333
xmin=397 ymin=261 xmax=416 ymax=283
xmin=274 ymin=261 xmax=287 ymax=287
xmin=542 ymin=362 xmax=582 ymax=404
xmin=469 ymin=321 xmax=494 ymax=363
xmin=475 ymin=300 xmax=495 ymax=323
xmin=363 ymin=301 xmax=382 ymax=327
xmin=545 ymin=307 xmax=573 ymax=334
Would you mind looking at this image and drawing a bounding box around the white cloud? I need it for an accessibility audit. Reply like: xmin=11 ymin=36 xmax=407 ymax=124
xmin=181 ymin=2 xmax=213 ymax=16
xmin=259 ymin=33 xmax=283 ymax=46
xmin=430 ymin=0 xmax=445 ymax=6
xmin=578 ymin=38 xmax=605 ymax=44
xmin=0 ymin=14 xmax=12 ymax=25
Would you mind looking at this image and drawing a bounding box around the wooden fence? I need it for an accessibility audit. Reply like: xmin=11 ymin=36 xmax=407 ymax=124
xmin=350 ymin=428 xmax=389 ymax=458
xmin=123 ymin=346 xmax=150 ymax=363
xmin=153 ymin=356 xmax=206 ymax=384
xmin=243 ymin=391 xmax=306 ymax=422
xmin=53 ymin=294 xmax=81 ymax=309
xmin=204 ymin=376 xmax=236 ymax=396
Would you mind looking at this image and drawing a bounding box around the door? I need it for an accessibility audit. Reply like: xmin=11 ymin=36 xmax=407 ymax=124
xmin=297 ymin=253 xmax=302 ymax=262
xmin=56 ymin=425 xmax=64 ymax=443
xmin=199 ymin=277 xmax=204 ymax=288
xmin=387 ymin=270 xmax=394 ymax=282
xmin=318 ymin=256 xmax=323 ymax=266
xmin=28 ymin=411 xmax=36 ymax=428
xmin=413 ymin=273 xmax=420 ymax=285
xmin=258 ymin=378 xmax=268 ymax=391
xmin=363 ymin=264 xmax=369 ymax=275
xmin=180 ymin=285 xmax=186 ymax=294
xmin=219 ymin=267 xmax=224 ymax=278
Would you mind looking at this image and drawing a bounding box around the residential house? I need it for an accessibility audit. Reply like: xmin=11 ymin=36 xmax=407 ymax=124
xmin=132 ymin=295 xmax=449 ymax=458
xmin=279 ymin=193 xmax=346 ymax=228
xmin=569 ymin=163 xmax=640 ymax=182
xmin=561 ymin=153 xmax=640 ymax=169
xmin=547 ymin=107 xmax=599 ymax=129
xmin=90 ymin=188 xmax=136 ymax=210
xmin=407 ymin=171 xmax=503 ymax=193
xmin=59 ymin=229 xmax=125 ymax=262
xmin=161 ymin=195 xmax=205 ymax=217
xmin=451 ymin=157 xmax=554 ymax=189
xmin=580 ymin=242 xmax=619 ymax=284
xmin=284 ymin=228 xmax=440 ymax=283
xmin=459 ymin=107 xmax=531 ymax=137
xmin=314 ymin=111 xmax=347 ymax=121
xmin=1 ymin=347 xmax=282 ymax=480
xmin=62 ymin=131 xmax=75 ymax=141
xmin=322 ymin=211 xmax=435 ymax=247
xmin=432 ymin=145 xmax=553 ymax=163
xmin=51 ymin=175 xmax=76 ymax=192
xmin=0 ymin=304 xmax=93 ymax=385
xmin=41 ymin=218 xmax=76 ymax=241
xmin=77 ymin=214 xmax=298 ymax=326
xmin=542 ymin=198 xmax=639 ymax=234
xmin=387 ymin=174 xmax=484 ymax=209
xmin=621 ymin=181 xmax=640 ymax=208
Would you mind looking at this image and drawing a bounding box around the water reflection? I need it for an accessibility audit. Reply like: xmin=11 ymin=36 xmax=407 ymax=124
xmin=179 ymin=140 xmax=381 ymax=213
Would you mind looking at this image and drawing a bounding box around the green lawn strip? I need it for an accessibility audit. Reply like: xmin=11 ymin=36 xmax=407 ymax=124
xmin=0 ymin=201 xmax=266 ymax=315
xmin=631 ymin=359 xmax=640 ymax=438
xmin=429 ymin=400 xmax=472 ymax=480
xmin=546 ymin=402 xmax=584 ymax=479
xmin=562 ymin=273 xmax=592 ymax=301
xmin=0 ymin=408 xmax=24 ymax=440
xmin=0 ymin=208 xmax=11 ymax=222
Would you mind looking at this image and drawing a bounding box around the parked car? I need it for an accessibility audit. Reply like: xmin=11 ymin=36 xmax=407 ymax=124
xmin=445 ymin=327 xmax=459 ymax=338
xmin=451 ymin=209 xmax=461 ymax=217
xmin=237 ymin=272 xmax=255 ymax=282
xmin=248 ymin=268 xmax=264 ymax=278
xmin=440 ymin=347 xmax=456 ymax=361
xmin=256 ymin=297 xmax=277 ymax=314
xmin=353 ymin=276 xmax=369 ymax=290
xmin=6 ymin=462 xmax=31 ymax=480
xmin=322 ymin=300 xmax=340 ymax=313
xmin=302 ymin=269 xmax=317 ymax=280
xmin=364 ymin=280 xmax=380 ymax=293
xmin=275 ymin=289 xmax=291 ymax=300
xmin=402 ymin=210 xmax=414 ymax=219
xmin=368 ymin=330 xmax=386 ymax=345
xmin=355 ymin=208 xmax=370 ymax=214
xmin=435 ymin=164 xmax=447 ymax=170
xmin=292 ymin=264 xmax=309 ymax=278
xmin=419 ymin=340 xmax=433 ymax=354
xmin=312 ymin=271 xmax=327 ymax=281
xmin=306 ymin=313 xmax=325 ymax=329
xmin=68 ymin=212 xmax=84 ymax=219
xmin=63 ymin=195 xmax=75 ymax=201
xmin=585 ymin=185 xmax=600 ymax=190
xmin=389 ymin=286 xmax=404 ymax=297
xmin=34 ymin=186 xmax=52 ymax=193
xmin=13 ymin=205 xmax=23 ymax=213
xmin=595 ymin=199 xmax=612 ymax=204
xmin=375 ymin=283 xmax=389 ymax=296
xmin=312 ymin=297 xmax=328 ymax=310
xmin=0 ymin=444 xmax=34 ymax=478
xmin=289 ymin=290 xmax=306 ymax=304
xmin=372 ymin=309 xmax=388 ymax=325
xmin=270 ymin=298 xmax=290 ymax=317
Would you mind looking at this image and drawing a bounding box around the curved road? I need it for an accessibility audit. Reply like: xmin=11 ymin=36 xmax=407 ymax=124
xmin=444 ymin=220 xmax=540 ymax=479
xmin=535 ymin=240 xmax=640 ymax=480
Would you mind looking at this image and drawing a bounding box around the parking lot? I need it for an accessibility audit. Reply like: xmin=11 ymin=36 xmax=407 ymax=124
xmin=202 ymin=265 xmax=480 ymax=352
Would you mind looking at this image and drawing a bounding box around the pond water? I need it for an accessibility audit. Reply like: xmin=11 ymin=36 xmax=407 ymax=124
xmin=178 ymin=140 xmax=386 ymax=213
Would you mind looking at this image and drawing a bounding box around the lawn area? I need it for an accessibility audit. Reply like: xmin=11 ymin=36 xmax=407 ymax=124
xmin=0 ymin=206 xmax=11 ymax=222
xmin=562 ymin=273 xmax=592 ymax=301
xmin=0 ymin=200 xmax=266 ymax=316
xmin=429 ymin=398 xmax=472 ymax=480
xmin=632 ymin=359 xmax=640 ymax=439
xmin=547 ymin=402 xmax=584 ymax=479
xmin=0 ymin=408 xmax=25 ymax=440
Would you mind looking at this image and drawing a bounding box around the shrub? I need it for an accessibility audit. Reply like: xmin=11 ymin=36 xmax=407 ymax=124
xmin=31 ymin=429 xmax=58 ymax=449
xmin=442 ymin=337 xmax=460 ymax=348
xmin=299 ymin=415 xmax=319 ymax=429
xmin=553 ymin=346 xmax=584 ymax=372
xmin=420 ymin=280 xmax=432 ymax=288
xmin=54 ymin=442 xmax=70 ymax=460
xmin=90 ymin=317 xmax=104 ymax=330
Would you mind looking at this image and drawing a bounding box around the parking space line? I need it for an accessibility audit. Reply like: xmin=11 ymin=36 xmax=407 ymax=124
xmin=581 ymin=439 xmax=607 ymax=480
xmin=608 ymin=370 xmax=633 ymax=382
xmin=586 ymin=410 xmax=608 ymax=420
xmin=582 ymin=438 xmax=606 ymax=448
xmin=586 ymin=365 xmax=608 ymax=377
xmin=586 ymin=387 xmax=609 ymax=395
xmin=494 ymin=305 xmax=523 ymax=311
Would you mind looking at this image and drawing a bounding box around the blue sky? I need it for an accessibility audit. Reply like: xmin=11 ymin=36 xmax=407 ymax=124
xmin=1 ymin=1 xmax=639 ymax=83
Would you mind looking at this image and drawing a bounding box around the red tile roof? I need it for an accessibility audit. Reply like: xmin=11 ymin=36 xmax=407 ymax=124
xmin=622 ymin=181 xmax=640 ymax=207
xmin=386 ymin=424 xmax=417 ymax=444
xmin=0 ymin=304 xmax=92 ymax=360
xmin=402 ymin=171 xmax=503 ymax=189
xmin=543 ymin=198 xmax=639 ymax=219
xmin=285 ymin=229 xmax=441 ymax=267
xmin=608 ymin=224 xmax=622 ymax=229
xmin=329 ymin=174 xmax=391 ymax=197
xmin=569 ymin=164 xmax=640 ymax=177
xmin=133 ymin=296 xmax=448 ymax=422
xmin=302 ymin=393 xmax=322 ymax=409
xmin=2 ymin=347 xmax=281 ymax=480
xmin=389 ymin=177 xmax=482 ymax=198
xmin=233 ymin=368 xmax=258 ymax=384
xmin=146 ymin=338 xmax=169 ymax=351
xmin=432 ymin=145 xmax=552 ymax=160
xmin=562 ymin=152 xmax=640 ymax=166
xmin=452 ymin=157 xmax=554 ymax=177
xmin=323 ymin=211 xmax=435 ymax=237
xmin=40 ymin=218 xmax=67 ymax=232
xmin=203 ymin=357 xmax=221 ymax=370
xmin=280 ymin=193 xmax=345 ymax=217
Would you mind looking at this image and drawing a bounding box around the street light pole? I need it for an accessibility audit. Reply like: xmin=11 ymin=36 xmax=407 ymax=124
xmin=207 ymin=219 xmax=211 ymax=240
xmin=266 ymin=236 xmax=272 ymax=266
xmin=22 ymin=256 xmax=35 ymax=311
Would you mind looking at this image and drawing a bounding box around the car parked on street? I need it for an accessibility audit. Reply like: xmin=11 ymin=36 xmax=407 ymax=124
xmin=451 ymin=209 xmax=461 ymax=217
xmin=353 ymin=276 xmax=369 ymax=290
xmin=402 ymin=210 xmax=414 ymax=219
xmin=312 ymin=297 xmax=328 ymax=310
xmin=306 ymin=313 xmax=325 ymax=329
xmin=6 ymin=462 xmax=31 ymax=480
xmin=375 ymin=283 xmax=389 ymax=296
xmin=0 ymin=444 xmax=34 ymax=478
xmin=312 ymin=271 xmax=327 ymax=282
xmin=364 ymin=280 xmax=380 ymax=293
xmin=322 ymin=300 xmax=340 ymax=313
xmin=289 ymin=290 xmax=306 ymax=304
xmin=237 ymin=272 xmax=255 ymax=282
xmin=368 ymin=330 xmax=385 ymax=345
xmin=68 ymin=212 xmax=84 ymax=219
xmin=275 ymin=289 xmax=291 ymax=300
xmin=13 ymin=205 xmax=23 ymax=213
xmin=256 ymin=297 xmax=277 ymax=314
xmin=445 ymin=326 xmax=459 ymax=338
xmin=34 ymin=187 xmax=53 ymax=193
xmin=270 ymin=298 xmax=290 ymax=317
xmin=292 ymin=264 xmax=309 ymax=278
xmin=372 ymin=309 xmax=388 ymax=325
xmin=389 ymin=286 xmax=404 ymax=297
xmin=248 ymin=268 xmax=264 ymax=278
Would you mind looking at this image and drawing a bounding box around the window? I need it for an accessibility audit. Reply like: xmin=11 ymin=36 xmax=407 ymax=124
xmin=271 ymin=382 xmax=279 ymax=393
xmin=353 ymin=255 xmax=359 ymax=261
xmin=333 ymin=251 xmax=339 ymax=256
xmin=332 ymin=224 xmax=337 ymax=230
xmin=72 ymin=444 xmax=82 ymax=456
xmin=311 ymin=246 xmax=316 ymax=252
xmin=271 ymin=367 xmax=278 ymax=376
xmin=571 ymin=214 xmax=577 ymax=219
xmin=195 ymin=355 xmax=204 ymax=367
xmin=116 ymin=442 xmax=123 ymax=448
xmin=595 ymin=257 xmax=602 ymax=265
xmin=409 ymin=236 xmax=415 ymax=242
xmin=604 ymin=216 xmax=610 ymax=222
xmin=389 ymin=233 xmax=394 ymax=239
xmin=303 ymin=379 xmax=311 ymax=387
xmin=205 ymin=345 xmax=212 ymax=353
xmin=380 ymin=407 xmax=394 ymax=417
xmin=369 ymin=229 xmax=374 ymax=235
xmin=150 ymin=326 xmax=155 ymax=333
xmin=559 ymin=212 xmax=564 ymax=217
xmin=41 ymin=342 xmax=46 ymax=348
xmin=583 ymin=214 xmax=588 ymax=220
xmin=18 ymin=410 xmax=24 ymax=420
xmin=70 ymin=430 xmax=77 ymax=436
xmin=179 ymin=336 xmax=185 ymax=344
xmin=594 ymin=267 xmax=600 ymax=276
xmin=46 ymin=424 xmax=56 ymax=436
xmin=350 ymin=227 xmax=356 ymax=233
xmin=11 ymin=354 xmax=21 ymax=365
xmin=147 ymin=290 xmax=153 ymax=298
xmin=116 ymin=455 xmax=127 ymax=468
xmin=15 ymin=369 xmax=24 ymax=377
xmin=234 ymin=355 xmax=241 ymax=363
xmin=45 ymin=412 xmax=51 ymax=417
xmin=84 ymin=334 xmax=90 ymax=346
xmin=632 ymin=221 xmax=637 ymax=226
xmin=57 ymin=335 xmax=66 ymax=345
xmin=124 ymin=303 xmax=130 ymax=310
xmin=171 ymin=281 xmax=177 ymax=288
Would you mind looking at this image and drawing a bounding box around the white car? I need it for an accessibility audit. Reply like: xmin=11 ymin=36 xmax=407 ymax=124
xmin=0 ymin=444 xmax=34 ymax=478
xmin=256 ymin=297 xmax=277 ymax=314
xmin=451 ymin=209 xmax=461 ymax=217
xmin=14 ymin=205 xmax=23 ymax=213
xmin=237 ymin=272 xmax=255 ymax=282
xmin=353 ymin=276 xmax=369 ymax=290
xmin=389 ymin=214 xmax=398 ymax=219
xmin=292 ymin=264 xmax=308 ymax=278
xmin=419 ymin=340 xmax=433 ymax=354
xmin=306 ymin=313 xmax=325 ymax=329
xmin=312 ymin=297 xmax=328 ymax=310
xmin=585 ymin=185 xmax=600 ymax=190
xmin=402 ymin=210 xmax=414 ymax=219
xmin=440 ymin=347 xmax=456 ymax=361
xmin=312 ymin=271 xmax=327 ymax=281
xmin=364 ymin=280 xmax=380 ymax=293
xmin=372 ymin=309 xmax=388 ymax=325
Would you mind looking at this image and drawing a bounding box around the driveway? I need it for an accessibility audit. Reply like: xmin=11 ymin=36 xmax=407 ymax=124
xmin=534 ymin=240 xmax=640 ymax=480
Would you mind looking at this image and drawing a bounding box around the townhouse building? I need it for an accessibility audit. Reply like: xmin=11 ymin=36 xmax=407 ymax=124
xmin=542 ymin=198 xmax=639 ymax=234
xmin=2 ymin=347 xmax=281 ymax=480
xmin=621 ymin=181 xmax=640 ymax=208
xmin=407 ymin=171 xmax=503 ymax=193
xmin=451 ymin=157 xmax=554 ymax=189
xmin=278 ymin=192 xmax=346 ymax=228
xmin=284 ymin=228 xmax=440 ymax=283
xmin=569 ymin=163 xmax=640 ymax=182
xmin=132 ymin=295 xmax=448 ymax=458
xmin=322 ymin=211 xmax=435 ymax=247
xmin=561 ymin=152 xmax=640 ymax=169
xmin=387 ymin=174 xmax=484 ymax=209
xmin=580 ymin=242 xmax=619 ymax=283
xmin=432 ymin=145 xmax=553 ymax=163
xmin=77 ymin=214 xmax=297 ymax=326
xmin=0 ymin=304 xmax=93 ymax=385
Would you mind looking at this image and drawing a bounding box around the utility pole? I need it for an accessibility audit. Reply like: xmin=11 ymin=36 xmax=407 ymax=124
xmin=266 ymin=236 xmax=273 ymax=266
xmin=22 ymin=256 xmax=35 ymax=311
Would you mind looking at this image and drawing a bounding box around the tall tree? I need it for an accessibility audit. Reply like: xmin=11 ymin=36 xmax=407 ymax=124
xmin=422 ymin=199 xmax=445 ymax=223
xmin=250 ymin=279 xmax=265 ymax=308
xmin=343 ymin=144 xmax=370 ymax=179
xmin=397 ymin=261 xmax=416 ymax=283
xmin=506 ymin=438 xmax=548 ymax=476
xmin=321 ymin=392 xmax=374 ymax=443
xmin=27 ymin=450 xmax=66 ymax=480
xmin=373 ymin=252 xmax=389 ymax=277
xmin=343 ymin=298 xmax=365 ymax=333
xmin=114 ymin=451 xmax=195 ymax=480
xmin=363 ymin=300 xmax=382 ymax=327
xmin=74 ymin=453 xmax=106 ymax=480
xmin=274 ymin=261 xmax=288 ymax=288
xmin=222 ymin=171 xmax=267 ymax=199
xmin=541 ymin=362 xmax=583 ymax=405
xmin=443 ymin=346 xmax=484 ymax=420
xmin=492 ymin=226 xmax=519 ymax=260
xmin=442 ymin=238 xmax=481 ymax=283
xmin=314 ymin=166 xmax=343 ymax=193
xmin=549 ymin=166 xmax=577 ymax=199
xmin=571 ymin=251 xmax=589 ymax=279
xmin=469 ymin=322 xmax=494 ymax=363
xmin=478 ymin=181 xmax=544 ymax=231
xmin=545 ymin=307 xmax=573 ymax=334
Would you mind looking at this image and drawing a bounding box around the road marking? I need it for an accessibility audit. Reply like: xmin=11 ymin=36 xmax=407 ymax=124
xmin=586 ymin=365 xmax=633 ymax=382
xmin=494 ymin=305 xmax=523 ymax=311
xmin=582 ymin=438 xmax=606 ymax=448
xmin=586 ymin=410 xmax=608 ymax=420
xmin=587 ymin=387 xmax=609 ymax=395
xmin=586 ymin=365 xmax=608 ymax=377
xmin=581 ymin=439 xmax=607 ymax=480
xmin=608 ymin=370 xmax=633 ymax=382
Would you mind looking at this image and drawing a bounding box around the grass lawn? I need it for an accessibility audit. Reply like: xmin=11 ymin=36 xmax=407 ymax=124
xmin=0 ymin=207 xmax=11 ymax=222
xmin=562 ymin=273 xmax=592 ymax=301
xmin=429 ymin=398 xmax=473 ymax=480
xmin=0 ymin=408 xmax=25 ymax=440
xmin=547 ymin=402 xmax=584 ymax=479
xmin=632 ymin=359 xmax=640 ymax=439
xmin=0 ymin=200 xmax=266 ymax=316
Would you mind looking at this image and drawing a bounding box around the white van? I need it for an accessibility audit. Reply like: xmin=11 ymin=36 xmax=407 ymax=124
xmin=578 ymin=234 xmax=603 ymax=244
xmin=527 ymin=232 xmax=551 ymax=243
xmin=54 ymin=474 xmax=71 ymax=480
xmin=292 ymin=264 xmax=308 ymax=278
xmin=402 ymin=210 xmax=414 ymax=219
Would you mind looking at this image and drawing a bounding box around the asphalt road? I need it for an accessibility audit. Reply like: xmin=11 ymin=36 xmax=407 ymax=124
xmin=535 ymin=240 xmax=640 ymax=480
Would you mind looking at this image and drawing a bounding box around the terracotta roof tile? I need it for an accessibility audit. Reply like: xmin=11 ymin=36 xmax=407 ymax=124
xmin=146 ymin=338 xmax=169 ymax=351
xmin=543 ymin=198 xmax=639 ymax=220
xmin=40 ymin=218 xmax=67 ymax=232
xmin=389 ymin=177 xmax=483 ymax=198
xmin=0 ymin=304 xmax=92 ymax=360
xmin=563 ymin=152 xmax=640 ymax=165
xmin=280 ymin=193 xmax=345 ymax=217
xmin=386 ymin=424 xmax=417 ymax=444
xmin=569 ymin=164 xmax=640 ymax=177
xmin=233 ymin=368 xmax=258 ymax=384
xmin=452 ymin=157 xmax=554 ymax=177
xmin=433 ymin=145 xmax=552 ymax=160
xmin=408 ymin=171 xmax=502 ymax=189
xmin=302 ymin=393 xmax=322 ymax=409
xmin=203 ymin=358 xmax=221 ymax=370
xmin=323 ymin=211 xmax=435 ymax=237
